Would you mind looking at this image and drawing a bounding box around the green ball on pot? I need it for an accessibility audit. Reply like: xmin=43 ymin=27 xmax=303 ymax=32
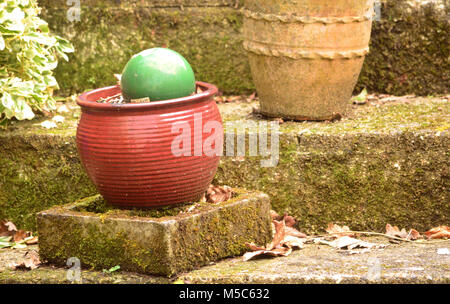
xmin=120 ymin=48 xmax=196 ymax=102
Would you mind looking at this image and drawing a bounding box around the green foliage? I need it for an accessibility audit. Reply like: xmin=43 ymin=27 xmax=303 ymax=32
xmin=103 ymin=265 xmax=121 ymax=274
xmin=0 ymin=0 xmax=74 ymax=121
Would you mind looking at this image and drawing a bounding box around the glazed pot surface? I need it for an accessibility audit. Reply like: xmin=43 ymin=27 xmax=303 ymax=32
xmin=76 ymin=82 xmax=222 ymax=208
xmin=243 ymin=0 xmax=375 ymax=120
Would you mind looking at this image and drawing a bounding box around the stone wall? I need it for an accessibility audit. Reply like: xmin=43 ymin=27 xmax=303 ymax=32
xmin=39 ymin=0 xmax=449 ymax=96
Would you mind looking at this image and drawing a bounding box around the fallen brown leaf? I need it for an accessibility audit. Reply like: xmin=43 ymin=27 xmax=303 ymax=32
xmin=1 ymin=219 xmax=37 ymax=247
xmin=205 ymin=185 xmax=233 ymax=204
xmin=13 ymin=230 xmax=31 ymax=243
xmin=243 ymin=217 xmax=305 ymax=261
xmin=0 ymin=220 xmax=17 ymax=237
xmin=243 ymin=246 xmax=292 ymax=261
xmin=282 ymin=214 xmax=296 ymax=228
xmin=285 ymin=226 xmax=307 ymax=238
xmin=10 ymin=250 xmax=41 ymax=270
xmin=269 ymin=210 xmax=279 ymax=220
xmin=326 ymin=223 xmax=357 ymax=238
xmin=425 ymin=226 xmax=450 ymax=239
xmin=267 ymin=220 xmax=285 ymax=250
xmin=196 ymin=86 xmax=205 ymax=94
xmin=282 ymin=235 xmax=305 ymax=249
xmin=225 ymin=96 xmax=242 ymax=103
xmin=385 ymin=224 xmax=421 ymax=240
xmin=247 ymin=92 xmax=257 ymax=102
xmin=320 ymin=236 xmax=386 ymax=251
xmin=25 ymin=236 xmax=39 ymax=245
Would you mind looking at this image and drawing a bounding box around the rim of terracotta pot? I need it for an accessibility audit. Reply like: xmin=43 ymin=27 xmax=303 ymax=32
xmin=77 ymin=81 xmax=218 ymax=111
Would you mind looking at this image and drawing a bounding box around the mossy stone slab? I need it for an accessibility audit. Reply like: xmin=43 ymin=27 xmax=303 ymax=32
xmin=37 ymin=189 xmax=272 ymax=277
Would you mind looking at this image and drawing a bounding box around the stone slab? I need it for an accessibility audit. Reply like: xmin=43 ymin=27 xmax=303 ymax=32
xmin=180 ymin=238 xmax=450 ymax=284
xmin=1 ymin=238 xmax=448 ymax=284
xmin=36 ymin=189 xmax=272 ymax=277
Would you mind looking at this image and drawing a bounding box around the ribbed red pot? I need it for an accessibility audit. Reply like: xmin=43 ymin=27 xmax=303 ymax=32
xmin=76 ymin=82 xmax=222 ymax=208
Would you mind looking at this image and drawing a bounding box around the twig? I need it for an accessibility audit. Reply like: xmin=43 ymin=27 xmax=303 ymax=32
xmin=307 ymin=230 xmax=450 ymax=244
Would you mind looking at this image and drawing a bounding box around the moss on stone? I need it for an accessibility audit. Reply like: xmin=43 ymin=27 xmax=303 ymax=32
xmin=37 ymin=189 xmax=272 ymax=277
xmin=0 ymin=132 xmax=96 ymax=232
xmin=356 ymin=0 xmax=449 ymax=96
xmin=41 ymin=5 xmax=253 ymax=96
xmin=71 ymin=190 xmax=240 ymax=219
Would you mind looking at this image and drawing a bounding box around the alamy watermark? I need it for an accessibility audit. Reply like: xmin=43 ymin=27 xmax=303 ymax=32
xmin=171 ymin=114 xmax=279 ymax=168
xmin=364 ymin=257 xmax=382 ymax=282
xmin=66 ymin=257 xmax=81 ymax=283
xmin=67 ymin=0 xmax=81 ymax=22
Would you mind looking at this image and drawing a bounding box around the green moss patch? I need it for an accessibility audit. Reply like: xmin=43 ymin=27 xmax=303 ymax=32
xmin=72 ymin=191 xmax=238 ymax=219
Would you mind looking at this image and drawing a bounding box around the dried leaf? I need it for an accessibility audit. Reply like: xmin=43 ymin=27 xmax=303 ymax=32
xmin=408 ymin=229 xmax=421 ymax=240
xmin=320 ymin=236 xmax=386 ymax=250
xmin=285 ymin=226 xmax=307 ymax=238
xmin=247 ymin=92 xmax=257 ymax=102
xmin=243 ymin=247 xmax=292 ymax=261
xmin=425 ymin=226 xmax=450 ymax=239
xmin=267 ymin=220 xmax=285 ymax=250
xmin=269 ymin=210 xmax=279 ymax=220
xmin=326 ymin=223 xmax=357 ymax=238
xmin=205 ymin=185 xmax=233 ymax=204
xmin=385 ymin=224 xmax=421 ymax=241
xmin=10 ymin=251 xmax=41 ymax=270
xmin=0 ymin=221 xmax=17 ymax=237
xmin=225 ymin=96 xmax=242 ymax=103
xmin=243 ymin=217 xmax=305 ymax=261
xmin=282 ymin=214 xmax=296 ymax=228
xmin=25 ymin=236 xmax=38 ymax=245
xmin=282 ymin=235 xmax=305 ymax=249
xmin=245 ymin=242 xmax=266 ymax=252
xmin=196 ymin=86 xmax=204 ymax=94
xmin=13 ymin=230 xmax=30 ymax=243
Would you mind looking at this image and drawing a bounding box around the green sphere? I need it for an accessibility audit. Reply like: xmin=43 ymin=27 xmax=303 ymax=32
xmin=120 ymin=48 xmax=196 ymax=101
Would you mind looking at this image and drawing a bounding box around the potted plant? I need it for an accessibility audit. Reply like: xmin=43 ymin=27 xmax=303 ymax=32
xmin=76 ymin=49 xmax=223 ymax=208
xmin=243 ymin=0 xmax=375 ymax=120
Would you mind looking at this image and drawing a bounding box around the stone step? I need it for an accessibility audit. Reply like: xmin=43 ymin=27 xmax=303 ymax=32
xmin=0 ymin=96 xmax=448 ymax=233
xmin=1 ymin=238 xmax=448 ymax=284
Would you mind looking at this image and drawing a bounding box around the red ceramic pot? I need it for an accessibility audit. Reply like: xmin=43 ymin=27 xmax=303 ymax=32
xmin=76 ymin=82 xmax=223 ymax=208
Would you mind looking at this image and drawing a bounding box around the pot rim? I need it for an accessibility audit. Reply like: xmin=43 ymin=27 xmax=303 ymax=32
xmin=76 ymin=81 xmax=218 ymax=111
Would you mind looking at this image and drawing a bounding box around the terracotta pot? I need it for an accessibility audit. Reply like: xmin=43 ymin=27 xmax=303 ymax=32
xmin=76 ymin=82 xmax=222 ymax=208
xmin=243 ymin=0 xmax=375 ymax=120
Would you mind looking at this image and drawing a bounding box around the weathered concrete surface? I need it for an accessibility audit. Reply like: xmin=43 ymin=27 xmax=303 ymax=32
xmin=180 ymin=237 xmax=450 ymax=284
xmin=0 ymin=245 xmax=169 ymax=284
xmin=37 ymin=189 xmax=272 ymax=277
xmin=0 ymin=96 xmax=448 ymax=233
xmin=38 ymin=0 xmax=449 ymax=96
xmin=1 ymin=238 xmax=448 ymax=284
